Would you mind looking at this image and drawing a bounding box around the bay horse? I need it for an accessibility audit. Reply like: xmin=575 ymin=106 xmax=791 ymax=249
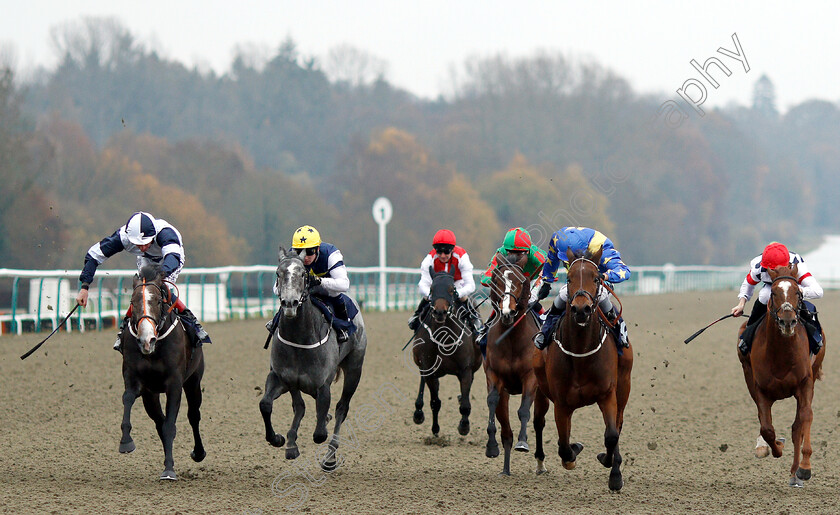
xmin=483 ymin=252 xmax=541 ymax=476
xmin=260 ymin=247 xmax=367 ymax=471
xmin=533 ymin=248 xmax=633 ymax=491
xmin=737 ymin=264 xmax=826 ymax=487
xmin=120 ymin=264 xmax=206 ymax=480
xmin=411 ymin=267 xmax=482 ymax=436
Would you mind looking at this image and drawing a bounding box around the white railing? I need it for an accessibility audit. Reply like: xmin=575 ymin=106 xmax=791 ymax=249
xmin=0 ymin=264 xmax=750 ymax=335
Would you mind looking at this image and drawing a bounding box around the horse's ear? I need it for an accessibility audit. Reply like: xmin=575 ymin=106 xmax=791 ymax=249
xmin=590 ymin=247 xmax=603 ymax=265
xmin=429 ymin=265 xmax=436 ymax=278
xmin=278 ymin=245 xmax=287 ymax=261
xmin=447 ymin=266 xmax=456 ymax=277
xmin=791 ymin=262 xmax=799 ymax=276
xmin=498 ymin=252 xmax=509 ymax=265
xmin=565 ymin=248 xmax=576 ymax=262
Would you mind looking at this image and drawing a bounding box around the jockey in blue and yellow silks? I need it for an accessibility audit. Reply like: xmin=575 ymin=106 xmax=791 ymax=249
xmin=534 ymin=227 xmax=630 ymax=350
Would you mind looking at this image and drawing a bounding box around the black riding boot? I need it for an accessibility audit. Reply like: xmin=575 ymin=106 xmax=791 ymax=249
xmin=333 ymin=300 xmax=350 ymax=344
xmin=180 ymin=307 xmax=211 ymax=345
xmin=534 ymin=303 xmax=565 ymax=350
xmin=114 ymin=316 xmax=128 ymax=353
xmin=408 ymin=298 xmax=430 ymax=331
xmin=738 ymin=301 xmax=767 ymax=355
xmin=458 ymin=300 xmax=483 ymax=334
xmin=605 ymin=307 xmax=629 ymax=348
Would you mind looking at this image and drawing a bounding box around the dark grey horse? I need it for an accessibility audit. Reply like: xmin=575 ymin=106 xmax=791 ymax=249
xmin=260 ymin=247 xmax=367 ymax=471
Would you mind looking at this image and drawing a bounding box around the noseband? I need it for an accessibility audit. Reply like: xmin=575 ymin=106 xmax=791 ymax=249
xmin=494 ymin=265 xmax=529 ymax=316
xmin=567 ymin=257 xmax=602 ymax=313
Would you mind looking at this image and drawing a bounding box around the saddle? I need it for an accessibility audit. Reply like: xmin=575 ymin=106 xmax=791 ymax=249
xmin=310 ymin=295 xmax=358 ymax=337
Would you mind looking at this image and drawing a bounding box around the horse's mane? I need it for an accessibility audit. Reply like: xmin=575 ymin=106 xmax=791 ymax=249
xmin=139 ymin=263 xmax=162 ymax=282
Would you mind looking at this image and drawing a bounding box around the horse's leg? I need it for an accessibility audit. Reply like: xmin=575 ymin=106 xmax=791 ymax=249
xmin=457 ymin=369 xmax=474 ymax=436
xmin=534 ymin=389 xmax=549 ymax=475
xmin=259 ymin=369 xmax=288 ymax=448
xmin=739 ymin=349 xmax=774 ymax=458
xmin=427 ymin=376 xmax=442 ymax=436
xmin=413 ymin=377 xmax=426 ymax=425
xmin=183 ymin=371 xmax=206 ymax=463
xmin=158 ymin=382 xmax=183 ymax=480
xmin=596 ymin=390 xmax=623 ymax=491
xmin=485 ymin=380 xmax=501 ymax=459
xmin=514 ymin=383 xmax=534 ymax=452
xmin=497 ymin=389 xmax=514 ymax=476
xmin=285 ymin=389 xmax=306 ymax=460
xmin=141 ymin=392 xmax=165 ymax=442
xmin=322 ymin=358 xmax=364 ymax=472
xmin=555 ymin=403 xmax=582 ymax=470
xmin=313 ymin=382 xmax=331 ymax=445
xmin=756 ymin=393 xmax=784 ymax=458
xmin=791 ymin=380 xmax=816 ymax=487
xmin=119 ymin=382 xmax=140 ymax=454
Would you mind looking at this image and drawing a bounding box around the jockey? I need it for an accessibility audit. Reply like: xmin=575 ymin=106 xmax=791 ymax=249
xmin=75 ymin=211 xmax=210 ymax=352
xmin=534 ymin=227 xmax=630 ymax=350
xmin=732 ymin=242 xmax=824 ymax=356
xmin=477 ymin=227 xmax=547 ymax=354
xmin=407 ymin=229 xmax=481 ymax=334
xmin=269 ymin=225 xmax=353 ymax=343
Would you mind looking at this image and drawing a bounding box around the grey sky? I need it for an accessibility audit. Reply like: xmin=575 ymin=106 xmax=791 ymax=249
xmin=2 ymin=1 xmax=837 ymax=112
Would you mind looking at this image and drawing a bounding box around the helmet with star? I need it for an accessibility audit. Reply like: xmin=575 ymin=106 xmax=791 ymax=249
xmin=291 ymin=225 xmax=322 ymax=249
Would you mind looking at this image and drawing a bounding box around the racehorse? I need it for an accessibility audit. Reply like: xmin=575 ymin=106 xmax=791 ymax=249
xmin=533 ymin=248 xmax=633 ymax=491
xmin=737 ymin=264 xmax=826 ymax=487
xmin=483 ymin=252 xmax=541 ymax=475
xmin=411 ymin=267 xmax=482 ymax=436
xmin=119 ymin=264 xmax=206 ymax=480
xmin=260 ymin=247 xmax=367 ymax=471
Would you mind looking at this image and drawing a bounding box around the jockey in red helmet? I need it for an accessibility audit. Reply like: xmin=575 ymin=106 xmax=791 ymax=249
xmin=407 ymin=229 xmax=481 ymax=334
xmin=732 ymin=242 xmax=824 ymax=356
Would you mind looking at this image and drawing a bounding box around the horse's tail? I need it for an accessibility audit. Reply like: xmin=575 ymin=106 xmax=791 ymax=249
xmin=334 ymin=368 xmax=343 ymax=384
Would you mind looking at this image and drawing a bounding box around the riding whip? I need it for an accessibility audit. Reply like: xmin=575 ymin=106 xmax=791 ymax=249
xmin=683 ymin=314 xmax=737 ymax=344
xmin=20 ymin=303 xmax=81 ymax=360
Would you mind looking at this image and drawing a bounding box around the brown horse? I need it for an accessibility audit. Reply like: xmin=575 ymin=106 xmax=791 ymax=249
xmin=533 ymin=248 xmax=633 ymax=491
xmin=483 ymin=252 xmax=541 ymax=476
xmin=737 ymin=264 xmax=826 ymax=487
xmin=411 ymin=268 xmax=482 ymax=436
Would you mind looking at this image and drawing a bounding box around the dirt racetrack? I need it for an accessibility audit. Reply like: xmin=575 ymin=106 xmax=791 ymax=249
xmin=2 ymin=291 xmax=840 ymax=514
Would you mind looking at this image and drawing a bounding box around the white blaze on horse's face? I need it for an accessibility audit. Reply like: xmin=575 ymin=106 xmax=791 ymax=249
xmin=502 ymin=270 xmax=515 ymax=317
xmin=279 ymin=260 xmax=307 ymax=318
xmin=138 ymin=286 xmax=157 ymax=354
xmin=775 ymin=280 xmax=798 ymax=336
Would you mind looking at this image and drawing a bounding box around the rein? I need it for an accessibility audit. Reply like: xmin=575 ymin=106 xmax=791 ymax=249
xmin=554 ymin=257 xmax=615 ymax=358
xmin=129 ymin=279 xmax=177 ymax=340
xmin=274 ymin=257 xmax=331 ymax=349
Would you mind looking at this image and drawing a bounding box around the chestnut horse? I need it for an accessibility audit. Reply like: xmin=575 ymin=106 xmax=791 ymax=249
xmin=737 ymin=265 xmax=826 ymax=487
xmin=533 ymin=248 xmax=633 ymax=491
xmin=411 ymin=268 xmax=482 ymax=436
xmin=483 ymin=252 xmax=541 ymax=476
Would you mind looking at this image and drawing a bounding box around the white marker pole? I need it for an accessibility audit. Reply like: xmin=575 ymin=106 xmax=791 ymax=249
xmin=372 ymin=197 xmax=393 ymax=312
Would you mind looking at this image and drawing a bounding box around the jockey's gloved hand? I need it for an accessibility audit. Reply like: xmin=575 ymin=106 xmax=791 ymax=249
xmin=537 ymin=282 xmax=551 ymax=301
xmin=309 ymin=284 xmax=329 ymax=297
xmin=309 ymin=276 xmax=322 ymax=288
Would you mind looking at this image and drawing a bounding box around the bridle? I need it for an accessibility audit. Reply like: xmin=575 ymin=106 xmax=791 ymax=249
xmin=567 ymin=257 xmax=602 ymax=316
xmin=767 ymin=275 xmax=803 ymax=325
xmin=492 ymin=264 xmax=530 ymax=318
xmin=128 ymin=277 xmax=178 ymax=340
xmin=555 ymin=257 xmax=610 ymax=358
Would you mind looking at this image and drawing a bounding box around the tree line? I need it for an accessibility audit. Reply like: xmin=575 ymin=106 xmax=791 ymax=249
xmin=3 ymin=18 xmax=838 ymax=272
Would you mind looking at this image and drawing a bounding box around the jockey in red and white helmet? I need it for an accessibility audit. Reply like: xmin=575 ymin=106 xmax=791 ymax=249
xmin=732 ymin=242 xmax=824 ymax=355
xmin=407 ymin=229 xmax=481 ymax=334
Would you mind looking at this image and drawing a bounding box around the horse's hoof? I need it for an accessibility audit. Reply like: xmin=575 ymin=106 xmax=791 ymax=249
xmin=486 ymin=443 xmax=500 ymax=458
xmin=321 ymin=458 xmax=338 ymax=472
xmin=190 ymin=449 xmax=206 ymax=462
xmin=796 ymin=468 xmax=811 ymax=481
xmin=609 ymin=471 xmax=624 ymax=491
xmin=562 ymin=460 xmax=576 ymax=470
xmin=286 ymin=447 xmax=300 ymax=460
xmin=571 ymin=442 xmax=584 ymax=458
xmin=431 ymin=424 xmax=440 ymax=436
xmin=268 ymin=434 xmax=286 ymax=448
xmin=313 ymin=430 xmax=328 ymax=444
xmin=597 ymin=452 xmax=613 ymax=468
xmin=535 ymin=461 xmax=548 ymax=475
xmin=514 ymin=441 xmax=529 ymax=452
xmin=119 ymin=441 xmax=136 ymax=454
xmin=413 ymin=411 xmax=425 ymax=425
xmin=159 ymin=470 xmax=177 ymax=481
xmin=754 ymin=446 xmax=770 ymax=458
xmin=458 ymin=421 xmax=470 ymax=436
xmin=789 ymin=476 xmax=804 ymax=488
xmin=498 ymin=470 xmax=511 ymax=477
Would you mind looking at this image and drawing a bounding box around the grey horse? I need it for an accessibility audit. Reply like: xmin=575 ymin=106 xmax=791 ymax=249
xmin=259 ymin=247 xmax=367 ymax=471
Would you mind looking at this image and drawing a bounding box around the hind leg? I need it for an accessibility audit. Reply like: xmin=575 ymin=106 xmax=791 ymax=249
xmin=534 ymin=389 xmax=549 ymax=475
xmin=457 ymin=370 xmax=474 ymax=436
xmin=157 ymin=382 xmax=184 ymax=480
xmin=596 ymin=391 xmax=622 ymax=491
xmin=259 ymin=370 xmax=288 ymax=448
xmin=284 ymin=390 xmax=306 ymax=460
xmin=183 ymin=370 xmax=206 ymax=462
xmin=322 ymin=358 xmax=364 ymax=472
xmin=413 ymin=377 xmax=426 ymax=425
xmin=427 ymin=376 xmax=442 ymax=436
xmin=791 ymin=381 xmax=816 ymax=487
